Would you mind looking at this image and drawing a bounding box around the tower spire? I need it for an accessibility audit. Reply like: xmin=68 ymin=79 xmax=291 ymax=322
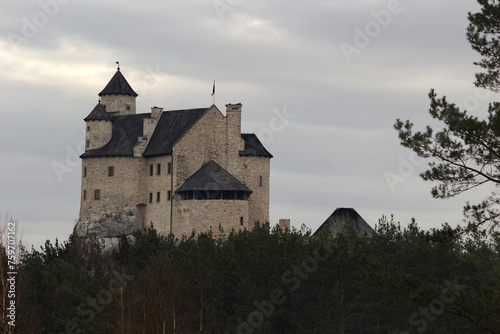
xmin=116 ymin=61 xmax=120 ymax=71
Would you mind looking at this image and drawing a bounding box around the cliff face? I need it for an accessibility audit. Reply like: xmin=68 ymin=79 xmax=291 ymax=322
xmin=74 ymin=209 xmax=141 ymax=252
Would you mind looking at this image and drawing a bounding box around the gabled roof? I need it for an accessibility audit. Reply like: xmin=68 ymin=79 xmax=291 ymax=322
xmin=84 ymin=102 xmax=113 ymax=121
xmin=81 ymin=107 xmax=274 ymax=160
xmin=314 ymin=208 xmax=374 ymax=237
xmin=176 ymin=160 xmax=252 ymax=193
xmin=99 ymin=70 xmax=138 ymax=97
xmin=142 ymin=108 xmax=209 ymax=157
xmin=80 ymin=113 xmax=151 ymax=158
xmin=240 ymin=133 xmax=273 ymax=158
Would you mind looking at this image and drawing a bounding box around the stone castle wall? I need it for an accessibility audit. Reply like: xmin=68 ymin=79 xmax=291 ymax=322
xmin=174 ymin=199 xmax=249 ymax=237
xmin=100 ymin=94 xmax=136 ymax=115
xmin=79 ymin=103 xmax=271 ymax=241
xmin=173 ymin=106 xmax=227 ymax=188
xmin=86 ymin=120 xmax=112 ymax=150
xmin=78 ymin=157 xmax=146 ymax=238
xmin=143 ymin=155 xmax=173 ymax=235
xmin=238 ymin=156 xmax=270 ymax=227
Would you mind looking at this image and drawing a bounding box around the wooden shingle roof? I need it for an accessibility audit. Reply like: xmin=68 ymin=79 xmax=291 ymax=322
xmin=81 ymin=108 xmax=273 ymax=160
xmin=176 ymin=160 xmax=252 ymax=193
xmin=314 ymin=208 xmax=374 ymax=237
xmin=240 ymin=134 xmax=273 ymax=158
xmin=81 ymin=113 xmax=151 ymax=158
xmin=99 ymin=70 xmax=138 ymax=97
xmin=84 ymin=102 xmax=113 ymax=121
xmin=142 ymin=108 xmax=208 ymax=157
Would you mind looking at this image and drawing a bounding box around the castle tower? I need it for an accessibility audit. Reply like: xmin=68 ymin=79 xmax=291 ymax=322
xmin=98 ymin=67 xmax=138 ymax=115
xmin=84 ymin=102 xmax=113 ymax=151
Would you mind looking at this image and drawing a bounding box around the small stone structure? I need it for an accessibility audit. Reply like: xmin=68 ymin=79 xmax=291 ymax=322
xmin=75 ymin=68 xmax=272 ymax=246
xmin=278 ymin=219 xmax=291 ymax=231
xmin=314 ymin=208 xmax=374 ymax=237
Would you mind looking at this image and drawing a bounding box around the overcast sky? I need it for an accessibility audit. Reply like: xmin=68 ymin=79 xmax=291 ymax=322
xmin=0 ymin=0 xmax=494 ymax=249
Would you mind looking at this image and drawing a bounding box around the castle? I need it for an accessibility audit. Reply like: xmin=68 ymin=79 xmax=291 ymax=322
xmin=74 ymin=68 xmax=272 ymax=245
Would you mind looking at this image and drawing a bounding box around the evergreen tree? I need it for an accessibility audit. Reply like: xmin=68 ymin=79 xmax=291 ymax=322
xmin=394 ymin=0 xmax=500 ymax=234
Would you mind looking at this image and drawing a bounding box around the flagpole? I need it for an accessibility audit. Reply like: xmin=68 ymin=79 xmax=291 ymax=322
xmin=211 ymin=80 xmax=215 ymax=106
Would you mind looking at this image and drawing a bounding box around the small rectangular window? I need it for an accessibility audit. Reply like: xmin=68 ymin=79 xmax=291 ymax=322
xmin=157 ymin=164 xmax=161 ymax=176
xmin=87 ymin=126 xmax=90 ymax=131
xmin=84 ymin=167 xmax=87 ymax=178
xmin=108 ymin=166 xmax=114 ymax=177
xmin=149 ymin=165 xmax=153 ymax=176
xmin=167 ymin=162 xmax=172 ymax=174
xmin=94 ymin=190 xmax=101 ymax=200
xmin=167 ymin=191 xmax=171 ymax=201
xmin=83 ymin=190 xmax=87 ymax=200
xmin=240 ymin=216 xmax=244 ymax=226
xmin=157 ymin=192 xmax=160 ymax=202
xmin=126 ymin=105 xmax=131 ymax=111
xmin=86 ymin=140 xmax=90 ymax=148
xmin=149 ymin=193 xmax=153 ymax=203
xmin=259 ymin=175 xmax=263 ymax=187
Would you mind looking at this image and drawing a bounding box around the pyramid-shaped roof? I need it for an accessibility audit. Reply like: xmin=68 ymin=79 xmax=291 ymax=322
xmin=314 ymin=208 xmax=374 ymax=237
xmin=176 ymin=160 xmax=252 ymax=193
xmin=84 ymin=102 xmax=113 ymax=121
xmin=99 ymin=70 xmax=138 ymax=97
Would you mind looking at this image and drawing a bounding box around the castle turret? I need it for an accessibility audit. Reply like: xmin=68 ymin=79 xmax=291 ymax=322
xmin=84 ymin=102 xmax=113 ymax=151
xmin=98 ymin=67 xmax=138 ymax=116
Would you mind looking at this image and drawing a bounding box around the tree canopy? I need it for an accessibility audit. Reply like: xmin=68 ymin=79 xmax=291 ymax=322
xmin=395 ymin=0 xmax=500 ymax=234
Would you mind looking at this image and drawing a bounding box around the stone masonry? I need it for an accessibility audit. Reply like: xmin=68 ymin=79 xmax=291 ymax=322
xmin=75 ymin=68 xmax=272 ymax=246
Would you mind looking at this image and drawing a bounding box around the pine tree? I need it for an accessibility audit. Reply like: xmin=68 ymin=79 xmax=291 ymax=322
xmin=394 ymin=0 xmax=500 ymax=234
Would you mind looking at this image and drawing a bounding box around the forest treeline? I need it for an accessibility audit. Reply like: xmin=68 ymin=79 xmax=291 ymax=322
xmin=1 ymin=218 xmax=499 ymax=334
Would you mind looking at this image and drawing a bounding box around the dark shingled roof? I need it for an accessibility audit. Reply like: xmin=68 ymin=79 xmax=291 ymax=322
xmin=84 ymin=102 xmax=113 ymax=121
xmin=81 ymin=113 xmax=151 ymax=158
xmin=99 ymin=70 xmax=138 ymax=97
xmin=240 ymin=133 xmax=273 ymax=158
xmin=142 ymin=108 xmax=209 ymax=157
xmin=176 ymin=160 xmax=252 ymax=193
xmin=314 ymin=208 xmax=374 ymax=237
xmin=81 ymin=107 xmax=273 ymax=160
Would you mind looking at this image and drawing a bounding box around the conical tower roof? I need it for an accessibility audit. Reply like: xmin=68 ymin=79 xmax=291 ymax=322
xmin=176 ymin=160 xmax=252 ymax=193
xmin=84 ymin=102 xmax=113 ymax=121
xmin=98 ymin=69 xmax=138 ymax=97
xmin=314 ymin=208 xmax=374 ymax=237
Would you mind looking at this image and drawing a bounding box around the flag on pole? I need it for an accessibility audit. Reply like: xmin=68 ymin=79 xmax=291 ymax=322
xmin=211 ymin=80 xmax=215 ymax=96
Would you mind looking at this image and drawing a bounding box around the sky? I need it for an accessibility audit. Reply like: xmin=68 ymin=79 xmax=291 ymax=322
xmin=0 ymin=0 xmax=495 ymax=249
